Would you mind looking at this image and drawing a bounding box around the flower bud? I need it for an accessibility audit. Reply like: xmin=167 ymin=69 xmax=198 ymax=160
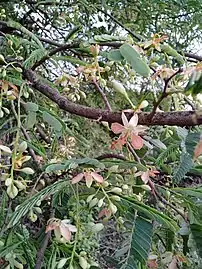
xmin=140 ymin=184 xmax=151 ymax=191
xmin=91 ymin=223 xmax=104 ymax=233
xmin=19 ymin=167 xmax=35 ymax=175
xmin=98 ymin=198 xmax=104 ymax=207
xmin=57 ymin=258 xmax=68 ymax=268
xmin=87 ymin=194 xmax=95 ymax=203
xmin=89 ymin=198 xmax=98 ymax=208
xmin=0 ymin=55 xmax=5 ymax=62
xmin=110 ymin=187 xmax=122 ymax=194
xmin=5 ymin=177 xmax=12 ymax=186
xmin=102 ymin=181 xmax=109 ymax=188
xmin=18 ymin=141 xmax=28 ymax=152
xmin=79 ymin=256 xmax=88 ymax=269
xmin=111 ymin=195 xmax=121 ymax=201
xmin=109 ymin=202 xmax=117 ymax=214
xmin=14 ymin=180 xmax=26 ymax=190
xmin=112 ymin=80 xmax=128 ymax=97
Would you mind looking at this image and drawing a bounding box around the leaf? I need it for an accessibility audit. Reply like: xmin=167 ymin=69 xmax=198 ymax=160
xmin=185 ymin=72 xmax=202 ymax=96
xmin=119 ymin=43 xmax=150 ymax=77
xmin=23 ymin=48 xmax=47 ymax=69
xmin=42 ymin=111 xmax=63 ymax=135
xmin=93 ymin=34 xmax=127 ymax=42
xmin=25 ymin=102 xmax=39 ymax=112
xmin=172 ymin=187 xmax=202 ymax=198
xmin=121 ymin=196 xmax=178 ymax=231
xmin=149 ymin=139 xmax=167 ymax=150
xmin=25 ymin=111 xmax=37 ymax=129
xmin=129 ymin=217 xmax=152 ymax=266
xmin=108 ymin=49 xmax=124 ymax=61
xmin=190 ymin=223 xmax=202 ymax=258
xmin=7 ymin=180 xmax=67 ymax=228
xmin=173 ymin=152 xmax=194 ymax=183
xmin=185 ymin=132 xmax=201 ymax=157
xmin=0 ymin=242 xmax=22 ymax=258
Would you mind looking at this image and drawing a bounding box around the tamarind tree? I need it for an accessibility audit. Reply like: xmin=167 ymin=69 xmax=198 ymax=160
xmin=0 ymin=1 xmax=202 ymax=269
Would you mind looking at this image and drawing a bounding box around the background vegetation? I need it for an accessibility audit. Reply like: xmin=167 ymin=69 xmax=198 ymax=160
xmin=0 ymin=1 xmax=202 ymax=269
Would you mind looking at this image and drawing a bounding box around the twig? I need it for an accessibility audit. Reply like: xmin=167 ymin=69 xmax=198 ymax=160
xmin=92 ymin=79 xmax=112 ymax=111
xmin=96 ymin=8 xmax=143 ymax=41
xmin=154 ymin=187 xmax=187 ymax=222
xmin=127 ymin=142 xmax=141 ymax=164
xmin=11 ymin=102 xmax=40 ymax=167
xmin=34 ymin=202 xmax=55 ymax=269
xmin=36 ymin=125 xmax=51 ymax=144
xmin=149 ymin=69 xmax=182 ymax=120
xmin=96 ymin=153 xmax=127 ymax=161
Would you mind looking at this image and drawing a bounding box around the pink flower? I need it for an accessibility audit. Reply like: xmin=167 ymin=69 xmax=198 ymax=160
xmin=71 ymin=171 xmax=104 ymax=188
xmin=45 ymin=218 xmax=77 ymax=241
xmin=135 ymin=169 xmax=159 ymax=184
xmin=111 ymin=112 xmax=147 ymax=150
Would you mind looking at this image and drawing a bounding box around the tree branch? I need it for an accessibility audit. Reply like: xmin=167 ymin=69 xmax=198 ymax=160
xmin=23 ymin=69 xmax=202 ymax=126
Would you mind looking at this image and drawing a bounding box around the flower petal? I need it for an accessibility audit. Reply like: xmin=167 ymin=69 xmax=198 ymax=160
xmin=131 ymin=134 xmax=143 ymax=150
xmin=141 ymin=171 xmax=149 ymax=183
xmin=91 ymin=172 xmax=104 ymax=183
xmin=54 ymin=226 xmax=61 ymax=240
xmin=85 ymin=172 xmax=93 ymax=188
xmin=60 ymin=224 xmax=71 ymax=241
xmin=111 ymin=123 xmax=125 ymax=134
xmin=129 ymin=114 xmax=138 ymax=127
xmin=121 ymin=112 xmax=128 ymax=126
xmin=67 ymin=224 xmax=77 ymax=232
xmin=71 ymin=173 xmax=84 ymax=184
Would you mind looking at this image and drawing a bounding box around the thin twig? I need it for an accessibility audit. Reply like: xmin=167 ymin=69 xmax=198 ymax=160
xmin=127 ymin=142 xmax=141 ymax=163
xmin=34 ymin=201 xmax=55 ymax=269
xmin=149 ymin=69 xmax=182 ymax=120
xmin=11 ymin=102 xmax=40 ymax=166
xmin=92 ymin=79 xmax=112 ymax=111
xmin=96 ymin=153 xmax=127 ymax=161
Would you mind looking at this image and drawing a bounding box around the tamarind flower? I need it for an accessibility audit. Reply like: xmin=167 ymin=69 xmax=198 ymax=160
xmin=111 ymin=112 xmax=147 ymax=150
xmin=45 ymin=218 xmax=77 ymax=241
xmin=71 ymin=171 xmax=104 ymax=188
xmin=135 ymin=169 xmax=159 ymax=184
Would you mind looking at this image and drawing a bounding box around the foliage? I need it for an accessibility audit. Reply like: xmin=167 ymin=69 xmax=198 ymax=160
xmin=0 ymin=1 xmax=202 ymax=269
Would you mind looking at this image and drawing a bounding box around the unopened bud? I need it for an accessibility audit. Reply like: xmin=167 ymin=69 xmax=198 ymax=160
xmin=112 ymin=80 xmax=128 ymax=96
xmin=110 ymin=187 xmax=122 ymax=194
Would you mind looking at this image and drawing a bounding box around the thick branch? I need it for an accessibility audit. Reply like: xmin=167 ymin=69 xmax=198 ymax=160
xmin=23 ymin=69 xmax=202 ymax=126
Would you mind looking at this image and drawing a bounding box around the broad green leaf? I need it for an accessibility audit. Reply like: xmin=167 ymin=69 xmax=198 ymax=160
xmin=93 ymin=34 xmax=126 ymax=42
xmin=160 ymin=44 xmax=184 ymax=64
xmin=108 ymin=49 xmax=124 ymax=61
xmin=120 ymin=43 xmax=150 ymax=77
xmin=42 ymin=111 xmax=62 ymax=134
xmin=25 ymin=102 xmax=39 ymax=112
xmin=185 ymin=72 xmax=202 ymax=96
xmin=25 ymin=111 xmax=37 ymax=129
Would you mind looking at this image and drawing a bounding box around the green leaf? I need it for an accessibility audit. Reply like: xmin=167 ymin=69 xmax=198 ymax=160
xmin=150 ymin=139 xmax=167 ymax=150
xmin=185 ymin=132 xmax=201 ymax=157
xmin=25 ymin=111 xmax=37 ymax=129
xmin=108 ymin=49 xmax=124 ymax=61
xmin=160 ymin=44 xmax=184 ymax=64
xmin=7 ymin=180 xmax=67 ymax=228
xmin=121 ymin=196 xmax=178 ymax=231
xmin=42 ymin=111 xmax=63 ymax=135
xmin=173 ymin=152 xmax=194 ymax=183
xmin=119 ymin=44 xmax=150 ymax=77
xmin=125 ymin=216 xmax=153 ymax=268
xmin=172 ymin=187 xmax=202 ymax=198
xmin=190 ymin=223 xmax=202 ymax=258
xmin=23 ymin=48 xmax=47 ymax=69
xmin=25 ymin=102 xmax=39 ymax=112
xmin=0 ymin=242 xmax=23 ymax=258
xmin=185 ymin=72 xmax=202 ymax=96
xmin=93 ymin=34 xmax=126 ymax=42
